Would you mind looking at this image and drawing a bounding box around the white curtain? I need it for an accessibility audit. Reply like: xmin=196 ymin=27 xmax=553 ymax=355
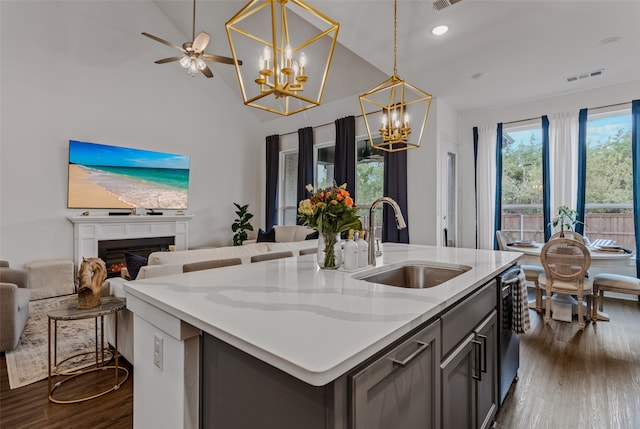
xmin=549 ymin=112 xmax=579 ymax=217
xmin=476 ymin=125 xmax=497 ymax=250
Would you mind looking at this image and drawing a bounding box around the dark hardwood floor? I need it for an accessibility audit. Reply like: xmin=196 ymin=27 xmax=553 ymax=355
xmin=1 ymin=297 xmax=638 ymax=429
xmin=0 ymin=355 xmax=133 ymax=429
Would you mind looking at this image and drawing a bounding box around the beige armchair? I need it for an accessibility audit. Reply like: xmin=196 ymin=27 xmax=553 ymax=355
xmin=0 ymin=262 xmax=31 ymax=352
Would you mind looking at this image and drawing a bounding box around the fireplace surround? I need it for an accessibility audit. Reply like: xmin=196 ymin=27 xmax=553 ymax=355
xmin=67 ymin=215 xmax=193 ymax=274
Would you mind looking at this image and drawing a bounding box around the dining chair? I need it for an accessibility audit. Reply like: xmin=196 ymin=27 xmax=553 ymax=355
xmin=539 ymin=237 xmax=593 ymax=329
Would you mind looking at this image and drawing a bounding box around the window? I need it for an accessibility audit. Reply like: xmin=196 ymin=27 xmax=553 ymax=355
xmin=277 ymin=137 xmax=385 ymax=230
xmin=279 ymin=150 xmax=298 ymax=226
xmin=315 ymin=144 xmax=334 ymax=189
xmin=585 ymin=110 xmax=634 ymax=250
xmin=501 ymin=124 xmax=544 ymax=243
xmin=356 ymin=137 xmax=384 ymax=229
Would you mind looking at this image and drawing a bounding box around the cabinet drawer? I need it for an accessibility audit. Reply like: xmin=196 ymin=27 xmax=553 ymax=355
xmin=441 ymin=279 xmax=496 ymax=358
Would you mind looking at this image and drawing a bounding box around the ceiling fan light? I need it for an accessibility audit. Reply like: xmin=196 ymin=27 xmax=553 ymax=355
xmin=196 ymin=58 xmax=207 ymax=70
xmin=180 ymin=56 xmax=192 ymax=68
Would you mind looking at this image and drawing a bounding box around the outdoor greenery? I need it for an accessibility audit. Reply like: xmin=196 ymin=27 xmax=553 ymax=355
xmin=356 ymin=162 xmax=384 ymax=206
xmin=502 ymin=127 xmax=632 ymax=214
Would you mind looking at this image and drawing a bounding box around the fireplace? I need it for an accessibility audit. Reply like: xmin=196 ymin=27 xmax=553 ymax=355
xmin=98 ymin=236 xmax=174 ymax=278
xmin=67 ymin=214 xmax=193 ymax=276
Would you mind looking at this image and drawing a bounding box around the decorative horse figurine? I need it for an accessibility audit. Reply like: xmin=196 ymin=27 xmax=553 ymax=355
xmin=77 ymin=257 xmax=107 ymax=309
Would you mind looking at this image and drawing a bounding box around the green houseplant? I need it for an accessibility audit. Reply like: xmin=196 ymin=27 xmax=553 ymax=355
xmin=232 ymin=203 xmax=254 ymax=246
xmin=550 ymin=205 xmax=581 ymax=237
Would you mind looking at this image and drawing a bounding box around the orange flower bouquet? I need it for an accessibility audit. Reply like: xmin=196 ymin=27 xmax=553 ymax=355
xmin=298 ymin=183 xmax=361 ymax=269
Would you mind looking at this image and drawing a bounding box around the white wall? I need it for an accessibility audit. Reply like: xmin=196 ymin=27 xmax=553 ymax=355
xmin=458 ymin=80 xmax=640 ymax=249
xmin=0 ymin=1 xmax=264 ymax=268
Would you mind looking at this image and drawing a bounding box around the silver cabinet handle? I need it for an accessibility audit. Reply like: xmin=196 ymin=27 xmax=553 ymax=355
xmin=471 ymin=340 xmax=482 ymax=381
xmin=391 ymin=341 xmax=429 ymax=368
xmin=477 ymin=334 xmax=487 ymax=373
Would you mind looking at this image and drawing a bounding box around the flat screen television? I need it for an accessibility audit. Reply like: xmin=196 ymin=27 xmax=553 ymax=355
xmin=68 ymin=140 xmax=190 ymax=209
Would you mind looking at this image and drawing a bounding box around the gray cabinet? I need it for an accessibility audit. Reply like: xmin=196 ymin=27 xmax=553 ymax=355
xmin=350 ymin=319 xmax=441 ymax=429
xmin=441 ymin=280 xmax=498 ymax=429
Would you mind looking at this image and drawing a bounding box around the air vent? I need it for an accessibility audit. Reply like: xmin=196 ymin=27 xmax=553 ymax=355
xmin=433 ymin=0 xmax=463 ymax=11
xmin=566 ymin=69 xmax=604 ymax=83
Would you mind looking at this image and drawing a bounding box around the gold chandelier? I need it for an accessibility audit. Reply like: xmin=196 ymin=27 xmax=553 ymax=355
xmin=359 ymin=0 xmax=432 ymax=152
xmin=226 ymin=0 xmax=339 ymax=116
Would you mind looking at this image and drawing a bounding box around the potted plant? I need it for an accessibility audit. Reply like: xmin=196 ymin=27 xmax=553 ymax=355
xmin=232 ymin=203 xmax=254 ymax=246
xmin=550 ymin=205 xmax=581 ymax=237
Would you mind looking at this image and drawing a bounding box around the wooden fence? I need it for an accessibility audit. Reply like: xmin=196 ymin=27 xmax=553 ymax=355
xmin=501 ymin=213 xmax=636 ymax=250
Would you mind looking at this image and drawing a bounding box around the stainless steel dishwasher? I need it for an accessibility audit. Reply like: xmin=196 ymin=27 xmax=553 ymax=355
xmin=497 ymin=264 xmax=521 ymax=405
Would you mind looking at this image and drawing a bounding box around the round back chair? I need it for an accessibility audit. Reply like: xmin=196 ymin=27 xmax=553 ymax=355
xmin=540 ymin=237 xmax=593 ymax=329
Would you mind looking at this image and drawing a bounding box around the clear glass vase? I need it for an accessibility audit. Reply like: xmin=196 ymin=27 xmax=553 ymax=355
xmin=317 ymin=232 xmax=341 ymax=269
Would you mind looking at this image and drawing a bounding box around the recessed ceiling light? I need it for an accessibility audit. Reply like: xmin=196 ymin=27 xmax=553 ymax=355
xmin=432 ymin=25 xmax=449 ymax=36
xmin=470 ymin=72 xmax=487 ymax=80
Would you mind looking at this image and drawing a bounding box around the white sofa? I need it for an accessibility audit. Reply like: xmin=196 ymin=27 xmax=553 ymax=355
xmin=107 ymin=226 xmax=317 ymax=364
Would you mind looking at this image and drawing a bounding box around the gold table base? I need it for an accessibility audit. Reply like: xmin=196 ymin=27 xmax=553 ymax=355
xmin=47 ymin=296 xmax=128 ymax=404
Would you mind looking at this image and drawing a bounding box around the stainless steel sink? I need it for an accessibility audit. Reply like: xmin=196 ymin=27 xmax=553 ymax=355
xmin=354 ymin=262 xmax=471 ymax=289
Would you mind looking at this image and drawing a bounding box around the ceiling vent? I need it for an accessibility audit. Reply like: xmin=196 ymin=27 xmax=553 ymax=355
xmin=566 ymin=69 xmax=604 ymax=83
xmin=433 ymin=0 xmax=463 ymax=11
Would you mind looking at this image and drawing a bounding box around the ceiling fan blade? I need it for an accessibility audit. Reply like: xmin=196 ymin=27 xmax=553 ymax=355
xmin=202 ymin=54 xmax=241 ymax=66
xmin=154 ymin=56 xmax=183 ymax=64
xmin=142 ymin=32 xmax=186 ymax=53
xmin=192 ymin=32 xmax=210 ymax=53
xmin=200 ymin=64 xmax=214 ymax=78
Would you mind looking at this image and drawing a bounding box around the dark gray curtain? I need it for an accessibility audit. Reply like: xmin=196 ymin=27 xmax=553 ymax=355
xmin=265 ymin=135 xmax=280 ymax=228
xmin=297 ymin=127 xmax=314 ymax=224
xmin=334 ymin=116 xmax=356 ymax=198
xmin=383 ymin=151 xmax=409 ymax=243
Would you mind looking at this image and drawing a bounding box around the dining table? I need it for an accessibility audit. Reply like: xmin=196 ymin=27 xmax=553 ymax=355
xmin=505 ymin=241 xmax=634 ymax=322
xmin=506 ymin=241 xmax=634 ymax=268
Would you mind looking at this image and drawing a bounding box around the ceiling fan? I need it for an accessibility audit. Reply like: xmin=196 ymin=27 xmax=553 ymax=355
xmin=142 ymin=0 xmax=241 ymax=78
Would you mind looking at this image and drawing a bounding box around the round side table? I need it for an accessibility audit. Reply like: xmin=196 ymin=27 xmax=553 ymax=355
xmin=47 ymin=295 xmax=129 ymax=404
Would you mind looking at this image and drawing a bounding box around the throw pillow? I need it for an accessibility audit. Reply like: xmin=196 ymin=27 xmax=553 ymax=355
xmin=256 ymin=228 xmax=276 ymax=243
xmin=124 ymin=252 xmax=148 ymax=280
xmin=305 ymin=230 xmax=319 ymax=240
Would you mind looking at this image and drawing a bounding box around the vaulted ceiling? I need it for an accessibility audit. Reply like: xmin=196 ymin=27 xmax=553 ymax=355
xmin=149 ymin=0 xmax=640 ymax=119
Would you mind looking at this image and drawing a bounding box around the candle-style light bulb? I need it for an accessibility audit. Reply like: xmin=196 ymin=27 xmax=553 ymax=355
xmin=382 ymin=114 xmax=388 ymax=128
xmin=263 ymin=46 xmax=271 ymax=69
xmin=293 ymin=61 xmax=299 ymax=78
xmin=404 ymin=112 xmax=409 ymax=127
xmin=285 ymin=45 xmax=292 ymax=60
xmin=391 ymin=111 xmax=398 ymax=127
xmin=299 ymin=52 xmax=307 ymax=75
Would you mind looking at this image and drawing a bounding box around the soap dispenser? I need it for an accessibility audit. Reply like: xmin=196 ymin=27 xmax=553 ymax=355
xmin=357 ymin=230 xmax=369 ymax=268
xmin=343 ymin=229 xmax=359 ymax=270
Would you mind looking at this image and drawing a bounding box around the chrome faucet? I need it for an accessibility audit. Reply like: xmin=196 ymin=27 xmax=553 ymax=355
xmin=368 ymin=197 xmax=407 ymax=266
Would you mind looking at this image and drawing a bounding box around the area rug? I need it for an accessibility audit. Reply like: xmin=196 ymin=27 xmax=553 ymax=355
xmin=5 ymin=295 xmax=102 ymax=389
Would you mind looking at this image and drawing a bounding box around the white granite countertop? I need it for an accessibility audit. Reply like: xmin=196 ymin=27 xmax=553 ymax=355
xmin=123 ymin=243 xmax=521 ymax=386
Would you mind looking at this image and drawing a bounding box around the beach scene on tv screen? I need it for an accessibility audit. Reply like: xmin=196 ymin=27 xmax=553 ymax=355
xmin=68 ymin=140 xmax=190 ymax=209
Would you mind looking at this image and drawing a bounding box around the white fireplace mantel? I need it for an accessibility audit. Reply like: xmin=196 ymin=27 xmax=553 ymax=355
xmin=67 ymin=215 xmax=194 ymax=269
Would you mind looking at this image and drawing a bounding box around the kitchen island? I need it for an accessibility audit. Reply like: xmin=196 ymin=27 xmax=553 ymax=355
xmin=123 ymin=243 xmax=521 ymax=429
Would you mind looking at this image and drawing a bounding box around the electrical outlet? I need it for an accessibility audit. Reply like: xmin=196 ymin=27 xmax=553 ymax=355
xmin=154 ymin=334 xmax=163 ymax=370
